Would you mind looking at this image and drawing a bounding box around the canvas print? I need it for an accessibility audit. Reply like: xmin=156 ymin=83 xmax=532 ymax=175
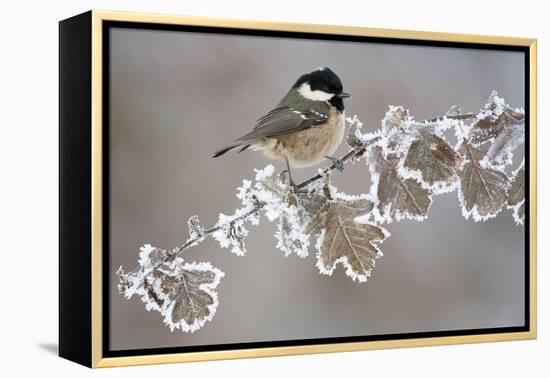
xmin=110 ymin=25 xmax=526 ymax=353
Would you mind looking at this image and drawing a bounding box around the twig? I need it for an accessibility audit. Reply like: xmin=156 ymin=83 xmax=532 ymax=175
xmin=140 ymin=110 xmax=509 ymax=264
xmin=296 ymin=113 xmax=476 ymax=190
xmin=169 ymin=204 xmax=264 ymax=259
xmin=297 ymin=136 xmax=381 ymax=189
xmin=128 ymin=112 xmax=488 ymax=266
xmin=167 ymin=136 xmax=382 ymax=258
xmin=423 ymin=113 xmax=478 ymax=123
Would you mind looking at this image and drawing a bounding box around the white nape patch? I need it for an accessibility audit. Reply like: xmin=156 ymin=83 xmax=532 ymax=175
xmin=298 ymin=83 xmax=334 ymax=101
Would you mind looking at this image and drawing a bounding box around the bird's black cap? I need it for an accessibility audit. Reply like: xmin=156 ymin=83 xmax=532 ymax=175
xmin=292 ymin=67 xmax=344 ymax=95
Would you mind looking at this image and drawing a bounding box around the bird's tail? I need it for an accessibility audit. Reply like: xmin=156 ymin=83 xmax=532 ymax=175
xmin=212 ymin=142 xmax=251 ymax=158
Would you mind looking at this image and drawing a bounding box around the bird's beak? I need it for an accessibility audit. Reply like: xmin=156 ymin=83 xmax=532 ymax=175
xmin=337 ymin=92 xmax=351 ymax=98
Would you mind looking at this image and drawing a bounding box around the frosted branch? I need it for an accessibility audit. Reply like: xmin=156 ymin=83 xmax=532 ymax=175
xmin=117 ymin=90 xmax=525 ymax=333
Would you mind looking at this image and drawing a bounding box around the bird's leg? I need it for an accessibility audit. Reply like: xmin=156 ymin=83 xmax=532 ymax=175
xmin=325 ymin=155 xmax=344 ymax=172
xmin=279 ymin=169 xmax=289 ymax=183
xmin=285 ymin=157 xmax=302 ymax=194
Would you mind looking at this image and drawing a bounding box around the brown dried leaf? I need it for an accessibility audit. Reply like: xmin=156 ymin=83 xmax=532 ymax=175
xmin=309 ymin=199 xmax=388 ymax=282
xmin=469 ymin=110 xmax=524 ymax=146
xmin=300 ymin=191 xmax=330 ymax=226
xmin=467 ymin=98 xmax=525 ymax=167
xmin=403 ymin=134 xmax=462 ymax=189
xmin=370 ymin=146 xmax=432 ymax=222
xmin=514 ymin=202 xmax=525 ymax=224
xmin=485 ymin=121 xmax=525 ymax=166
xmin=382 ymin=106 xmax=411 ymax=132
xmin=507 ymin=166 xmax=525 ymax=206
xmin=458 ymin=142 xmax=510 ymax=221
xmin=508 ymin=163 xmax=525 ymax=225
xmin=117 ymin=245 xmax=224 ymax=333
xmin=468 ymin=113 xmax=507 ymax=145
xmin=167 ymin=269 xmax=218 ymax=326
xmin=305 ymin=194 xmax=372 ymax=233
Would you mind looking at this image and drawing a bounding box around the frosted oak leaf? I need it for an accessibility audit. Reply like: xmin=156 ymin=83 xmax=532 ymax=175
xmin=403 ymin=133 xmax=463 ymax=191
xmin=484 ymin=115 xmax=525 ymax=167
xmin=307 ymin=198 xmax=388 ymax=283
xmin=507 ymin=161 xmax=525 ymax=225
xmin=368 ymin=146 xmax=432 ymax=223
xmin=116 ymin=244 xmax=224 ymax=333
xmin=382 ymin=106 xmax=411 ymax=132
xmin=469 ymin=108 xmax=524 ymax=145
xmin=457 ymin=141 xmax=510 ymax=221
xmin=468 ymin=93 xmax=525 ymax=167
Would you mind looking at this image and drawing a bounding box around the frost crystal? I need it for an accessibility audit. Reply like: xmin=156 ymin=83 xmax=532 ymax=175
xmin=212 ymin=213 xmax=250 ymax=256
xmin=382 ymin=106 xmax=412 ymax=132
xmin=185 ymin=215 xmax=204 ymax=248
xmin=211 ymin=174 xmax=264 ymax=256
xmin=345 ymin=115 xmax=366 ymax=148
xmin=446 ymin=105 xmax=463 ymax=117
xmin=250 ymin=165 xmax=312 ymax=257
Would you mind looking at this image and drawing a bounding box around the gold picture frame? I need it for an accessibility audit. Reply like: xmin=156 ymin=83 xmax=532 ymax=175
xmin=59 ymin=9 xmax=537 ymax=368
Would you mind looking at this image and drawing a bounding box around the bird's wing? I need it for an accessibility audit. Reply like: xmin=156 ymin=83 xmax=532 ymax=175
xmin=236 ymin=106 xmax=329 ymax=142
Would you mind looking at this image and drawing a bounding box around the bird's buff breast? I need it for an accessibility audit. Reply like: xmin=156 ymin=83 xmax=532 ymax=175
xmin=261 ymin=108 xmax=345 ymax=168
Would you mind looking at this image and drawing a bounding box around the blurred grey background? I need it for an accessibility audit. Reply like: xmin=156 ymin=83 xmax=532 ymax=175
xmin=108 ymin=27 xmax=525 ymax=351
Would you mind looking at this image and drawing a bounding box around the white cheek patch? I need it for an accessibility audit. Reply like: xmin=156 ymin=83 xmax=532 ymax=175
xmin=298 ymin=83 xmax=334 ymax=101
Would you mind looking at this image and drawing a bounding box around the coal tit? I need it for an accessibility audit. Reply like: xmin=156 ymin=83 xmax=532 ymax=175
xmin=213 ymin=67 xmax=351 ymax=192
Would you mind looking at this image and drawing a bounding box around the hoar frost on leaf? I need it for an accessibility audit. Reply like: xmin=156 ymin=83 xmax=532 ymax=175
xmin=345 ymin=115 xmax=380 ymax=164
xmin=211 ymin=176 xmax=262 ymax=256
xmin=364 ymin=145 xmax=432 ymax=223
xmin=379 ymin=106 xmax=416 ymax=158
xmin=483 ymin=118 xmax=525 ymax=169
xmin=212 ymin=213 xmax=251 ymax=256
xmin=240 ymin=165 xmax=312 ymax=257
xmin=507 ymin=159 xmax=525 ymax=225
xmin=382 ymin=106 xmax=413 ymax=133
xmin=446 ymin=104 xmax=463 ymax=117
xmin=117 ymin=244 xmax=224 ymax=333
xmin=378 ymin=106 xmax=463 ymax=193
xmin=467 ymin=91 xmax=525 ymax=170
xmin=184 ymin=215 xmax=205 ymax=249
xmin=401 ymin=131 xmax=463 ymax=193
xmin=453 ymin=91 xmax=526 ymax=221
xmin=468 ymin=91 xmax=509 ymax=145
xmin=457 ymin=140 xmax=510 ymax=221
xmin=345 ymin=115 xmax=366 ymax=148
xmin=307 ymin=198 xmax=388 ymax=283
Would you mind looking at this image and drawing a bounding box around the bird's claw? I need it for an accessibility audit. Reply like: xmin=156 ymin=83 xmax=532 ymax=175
xmin=290 ymin=181 xmax=306 ymax=195
xmin=287 ymin=177 xmax=307 ymax=195
xmin=279 ymin=169 xmax=289 ymax=182
xmin=325 ymin=156 xmax=344 ymax=172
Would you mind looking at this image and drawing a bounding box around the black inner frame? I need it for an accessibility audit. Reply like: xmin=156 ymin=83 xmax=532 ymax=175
xmin=102 ymin=20 xmax=531 ymax=358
